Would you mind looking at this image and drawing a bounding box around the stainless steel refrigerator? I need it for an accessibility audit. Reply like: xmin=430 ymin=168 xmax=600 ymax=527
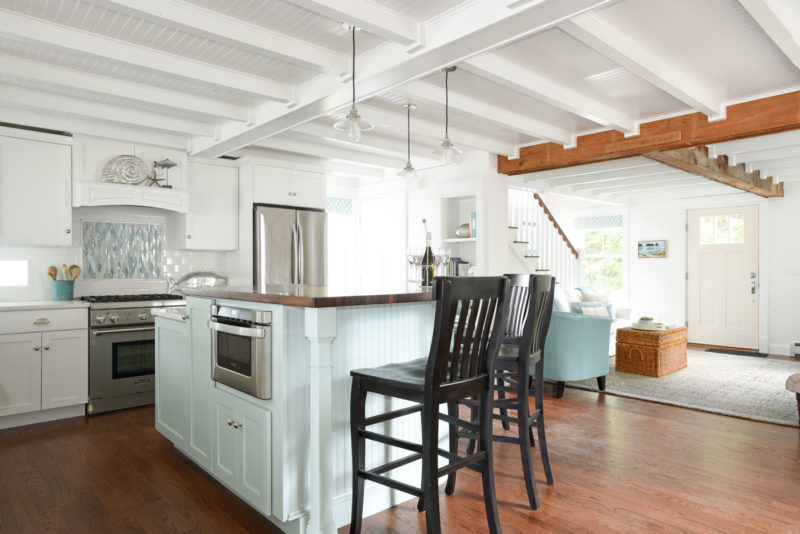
xmin=254 ymin=204 xmax=327 ymax=288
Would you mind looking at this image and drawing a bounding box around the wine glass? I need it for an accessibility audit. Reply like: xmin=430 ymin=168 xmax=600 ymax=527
xmin=440 ymin=248 xmax=451 ymax=276
xmin=412 ymin=249 xmax=424 ymax=284
xmin=433 ymin=249 xmax=444 ymax=277
xmin=406 ymin=248 xmax=417 ymax=282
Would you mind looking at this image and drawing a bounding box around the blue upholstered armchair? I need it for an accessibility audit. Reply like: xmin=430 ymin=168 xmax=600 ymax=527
xmin=542 ymin=310 xmax=613 ymax=398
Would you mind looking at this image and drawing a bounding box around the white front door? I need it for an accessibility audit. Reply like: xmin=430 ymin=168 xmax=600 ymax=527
xmin=687 ymin=205 xmax=758 ymax=349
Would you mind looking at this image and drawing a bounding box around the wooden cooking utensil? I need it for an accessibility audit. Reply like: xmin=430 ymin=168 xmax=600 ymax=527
xmin=47 ymin=266 xmax=58 ymax=281
xmin=68 ymin=265 xmax=81 ymax=281
xmin=62 ymin=264 xmax=68 ymax=280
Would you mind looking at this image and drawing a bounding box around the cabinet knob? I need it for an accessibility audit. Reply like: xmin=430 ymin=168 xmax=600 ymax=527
xmin=33 ymin=346 xmax=40 ymax=351
xmin=186 ymin=235 xmax=192 ymax=239
xmin=233 ymin=421 xmax=242 ymax=429
xmin=227 ymin=418 xmax=234 ymax=426
xmin=65 ymin=229 xmax=71 ymax=234
xmin=43 ymin=345 xmax=50 ymax=351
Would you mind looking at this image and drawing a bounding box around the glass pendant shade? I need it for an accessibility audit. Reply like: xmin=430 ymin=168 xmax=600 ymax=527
xmin=397 ymin=161 xmax=419 ymax=180
xmin=334 ymin=104 xmax=373 ymax=142
xmin=334 ymin=27 xmax=373 ymax=142
xmin=432 ymin=135 xmax=463 ymax=164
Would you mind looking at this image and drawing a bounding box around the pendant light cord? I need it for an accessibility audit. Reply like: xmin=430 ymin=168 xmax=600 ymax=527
xmin=351 ymin=28 xmax=356 ymax=105
xmin=407 ymin=105 xmax=411 ymax=161
xmin=445 ymin=68 xmax=449 ymax=135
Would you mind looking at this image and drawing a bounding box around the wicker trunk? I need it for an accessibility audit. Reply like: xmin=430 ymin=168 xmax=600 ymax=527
xmin=615 ymin=326 xmax=687 ymax=377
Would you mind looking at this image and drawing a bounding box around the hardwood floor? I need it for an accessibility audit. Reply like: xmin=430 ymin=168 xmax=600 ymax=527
xmin=2 ymin=390 xmax=798 ymax=534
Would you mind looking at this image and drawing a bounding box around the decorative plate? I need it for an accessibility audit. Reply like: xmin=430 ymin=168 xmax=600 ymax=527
xmin=101 ymin=155 xmax=149 ymax=185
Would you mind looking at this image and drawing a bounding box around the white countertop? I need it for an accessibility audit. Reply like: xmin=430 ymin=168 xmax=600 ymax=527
xmin=0 ymin=300 xmax=90 ymax=311
xmin=152 ymin=306 xmax=188 ymax=321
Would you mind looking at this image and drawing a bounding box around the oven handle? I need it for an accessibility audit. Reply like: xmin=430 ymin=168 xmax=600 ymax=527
xmin=208 ymin=320 xmax=267 ymax=338
xmin=91 ymin=326 xmax=155 ymax=336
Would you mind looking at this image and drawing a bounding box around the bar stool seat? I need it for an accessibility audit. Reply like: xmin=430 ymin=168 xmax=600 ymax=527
xmin=349 ymin=276 xmax=509 ymax=534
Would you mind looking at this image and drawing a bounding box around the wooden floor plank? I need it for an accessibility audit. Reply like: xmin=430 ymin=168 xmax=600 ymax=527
xmin=1 ymin=386 xmax=798 ymax=534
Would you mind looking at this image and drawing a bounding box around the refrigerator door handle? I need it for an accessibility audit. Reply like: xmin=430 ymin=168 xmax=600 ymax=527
xmin=291 ymin=223 xmax=299 ymax=284
xmin=297 ymin=222 xmax=304 ymax=285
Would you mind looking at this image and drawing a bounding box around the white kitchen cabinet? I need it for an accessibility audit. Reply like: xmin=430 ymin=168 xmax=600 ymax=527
xmin=212 ymin=386 xmax=272 ymax=516
xmin=176 ymin=162 xmax=238 ymax=250
xmin=0 ymin=133 xmax=72 ymax=246
xmin=0 ymin=306 xmax=88 ymax=421
xmin=253 ymin=164 xmax=325 ymax=209
xmin=0 ymin=332 xmax=42 ymax=417
xmin=41 ymin=329 xmax=89 ymax=410
xmin=155 ymin=316 xmax=190 ymax=448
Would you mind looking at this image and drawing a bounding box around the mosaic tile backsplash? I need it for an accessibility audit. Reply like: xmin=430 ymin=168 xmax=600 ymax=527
xmin=82 ymin=221 xmax=164 ymax=279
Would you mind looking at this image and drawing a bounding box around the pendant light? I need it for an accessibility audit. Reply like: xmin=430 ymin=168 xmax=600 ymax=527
xmin=333 ymin=26 xmax=373 ymax=142
xmin=432 ymin=66 xmax=463 ymax=164
xmin=397 ymin=103 xmax=419 ymax=181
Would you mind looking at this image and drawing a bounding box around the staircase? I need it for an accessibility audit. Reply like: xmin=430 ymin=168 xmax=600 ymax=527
xmin=508 ymin=188 xmax=580 ymax=288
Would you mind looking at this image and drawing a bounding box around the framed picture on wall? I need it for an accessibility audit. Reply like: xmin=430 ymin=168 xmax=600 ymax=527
xmin=638 ymin=240 xmax=667 ymax=258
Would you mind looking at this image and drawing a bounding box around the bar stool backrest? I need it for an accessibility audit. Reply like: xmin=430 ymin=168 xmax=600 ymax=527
xmin=427 ymin=277 xmax=509 ymax=395
xmin=503 ymin=274 xmax=555 ymax=363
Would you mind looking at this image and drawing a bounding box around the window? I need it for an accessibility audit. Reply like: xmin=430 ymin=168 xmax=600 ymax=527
xmin=0 ymin=260 xmax=28 ymax=287
xmin=699 ymin=214 xmax=744 ymax=244
xmin=575 ymin=215 xmax=623 ymax=292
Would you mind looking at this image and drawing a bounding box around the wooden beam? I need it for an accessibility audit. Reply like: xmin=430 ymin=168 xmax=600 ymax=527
xmin=643 ymin=146 xmax=784 ymax=198
xmin=499 ymin=90 xmax=800 ymax=175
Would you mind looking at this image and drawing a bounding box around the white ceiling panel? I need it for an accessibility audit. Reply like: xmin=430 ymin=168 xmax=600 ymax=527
xmin=367 ymin=0 xmax=467 ymax=21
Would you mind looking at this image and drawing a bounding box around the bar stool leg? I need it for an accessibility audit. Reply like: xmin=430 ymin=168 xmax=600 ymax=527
xmin=422 ymin=403 xmax=441 ymax=534
xmin=479 ymin=392 xmax=502 ymax=534
xmin=496 ymin=375 xmax=511 ymax=431
xmin=537 ymin=411 xmax=554 ymax=485
xmin=516 ymin=373 xmax=540 ymax=510
xmin=349 ymin=379 xmax=367 ymax=534
xmin=444 ymin=401 xmax=459 ymax=495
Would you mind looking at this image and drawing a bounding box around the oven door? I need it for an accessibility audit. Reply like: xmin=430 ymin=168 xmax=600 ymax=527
xmin=89 ymin=325 xmax=155 ymax=399
xmin=210 ymin=320 xmax=271 ymax=400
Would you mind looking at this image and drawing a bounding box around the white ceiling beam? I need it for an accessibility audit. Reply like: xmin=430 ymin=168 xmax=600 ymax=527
xmin=738 ymin=0 xmax=800 ymax=70
xmin=254 ymin=135 xmax=405 ymax=169
xmin=281 ymin=0 xmax=421 ymax=47
xmin=462 ymin=54 xmax=638 ymax=134
xmin=724 ymin=145 xmax=800 ymax=165
xmin=234 ymin=147 xmax=385 ymax=179
xmin=709 ymin=130 xmax=800 ymax=155
xmin=0 ymin=107 xmax=188 ymax=148
xmin=548 ymin=167 xmax=688 ymax=188
xmin=610 ymin=183 xmax=739 ymax=202
xmin=190 ymin=0 xmax=614 ymax=157
xmin=99 ymin=0 xmax=347 ymax=75
xmin=398 ymin=80 xmax=574 ymax=144
xmin=0 ymin=55 xmax=249 ymax=122
xmin=561 ymin=12 xmax=725 ymax=120
xmin=569 ymin=171 xmax=694 ymax=191
xmin=580 ymin=176 xmax=703 ymax=194
xmin=522 ymin=157 xmax=660 ymax=183
xmin=357 ymin=104 xmax=517 ymax=156
xmin=0 ymin=9 xmax=292 ymax=102
xmin=0 ymin=84 xmax=216 ymax=137
xmin=292 ymin=122 xmax=440 ymax=164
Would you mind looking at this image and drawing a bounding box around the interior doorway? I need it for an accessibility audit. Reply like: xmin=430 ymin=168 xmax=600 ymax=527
xmin=686 ymin=205 xmax=759 ymax=349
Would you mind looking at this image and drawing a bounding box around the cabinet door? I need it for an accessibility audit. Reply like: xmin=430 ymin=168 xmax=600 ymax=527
xmin=0 ymin=136 xmax=72 ymax=246
xmin=41 ymin=329 xmax=88 ymax=410
xmin=155 ymin=319 xmax=190 ymax=447
xmin=211 ymin=388 xmax=238 ymax=489
xmin=0 ymin=333 xmax=42 ymax=417
xmin=181 ymin=162 xmax=238 ymax=250
xmin=188 ymin=300 xmax=213 ymax=470
xmin=238 ymin=400 xmax=272 ymax=515
xmin=292 ymin=170 xmax=325 ymax=209
xmin=253 ymin=165 xmax=292 ymax=205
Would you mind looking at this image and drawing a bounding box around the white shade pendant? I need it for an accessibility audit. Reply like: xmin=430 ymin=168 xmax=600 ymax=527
xmin=397 ymin=103 xmax=419 ymax=182
xmin=333 ymin=27 xmax=373 ymax=142
xmin=432 ymin=66 xmax=463 ymax=164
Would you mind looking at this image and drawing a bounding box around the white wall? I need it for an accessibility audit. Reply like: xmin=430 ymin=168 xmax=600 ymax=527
xmin=0 ymin=205 xmax=227 ymax=302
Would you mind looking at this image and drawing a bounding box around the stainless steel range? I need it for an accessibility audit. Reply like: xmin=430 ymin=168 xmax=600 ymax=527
xmin=81 ymin=293 xmax=185 ymax=414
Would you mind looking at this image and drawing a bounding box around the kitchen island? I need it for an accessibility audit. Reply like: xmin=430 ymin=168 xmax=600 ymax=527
xmin=156 ymin=285 xmax=435 ymax=534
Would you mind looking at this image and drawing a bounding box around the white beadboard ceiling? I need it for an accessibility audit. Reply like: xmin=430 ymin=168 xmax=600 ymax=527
xmin=0 ymin=0 xmax=799 ymax=201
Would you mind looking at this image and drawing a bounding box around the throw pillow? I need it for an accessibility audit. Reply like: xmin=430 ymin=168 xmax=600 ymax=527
xmin=570 ymin=300 xmax=613 ymax=318
xmin=581 ymin=306 xmax=611 ymax=317
xmin=578 ymin=288 xmax=610 ymax=302
xmin=553 ymin=289 xmax=570 ymax=312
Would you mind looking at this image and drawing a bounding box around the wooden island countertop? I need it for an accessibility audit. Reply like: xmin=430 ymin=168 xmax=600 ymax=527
xmin=182 ymin=283 xmax=433 ymax=308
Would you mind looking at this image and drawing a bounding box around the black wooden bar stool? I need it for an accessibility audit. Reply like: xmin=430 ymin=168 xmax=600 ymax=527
xmin=349 ymin=276 xmax=509 ymax=534
xmin=461 ymin=274 xmax=555 ymax=510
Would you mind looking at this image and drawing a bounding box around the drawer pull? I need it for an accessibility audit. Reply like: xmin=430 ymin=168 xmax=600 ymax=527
xmin=33 ymin=318 xmax=50 ymax=325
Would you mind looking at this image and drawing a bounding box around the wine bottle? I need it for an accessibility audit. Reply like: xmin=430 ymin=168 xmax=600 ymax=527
xmin=421 ymin=219 xmax=434 ymax=287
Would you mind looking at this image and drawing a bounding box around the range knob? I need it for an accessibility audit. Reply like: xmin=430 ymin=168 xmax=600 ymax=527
xmin=96 ymin=315 xmax=106 ymax=324
xmin=138 ymin=313 xmax=149 ymax=321
xmin=109 ymin=314 xmax=119 ymax=324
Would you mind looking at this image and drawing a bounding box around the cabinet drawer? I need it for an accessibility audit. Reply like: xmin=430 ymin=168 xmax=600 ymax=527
xmin=0 ymin=308 xmax=88 ymax=335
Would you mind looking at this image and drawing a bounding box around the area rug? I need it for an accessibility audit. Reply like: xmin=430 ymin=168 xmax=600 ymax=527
xmin=567 ymin=350 xmax=800 ymax=427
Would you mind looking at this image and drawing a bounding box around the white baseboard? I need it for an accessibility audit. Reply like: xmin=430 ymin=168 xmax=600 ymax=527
xmin=0 ymin=404 xmax=85 ymax=430
xmin=769 ymin=343 xmax=791 ymax=356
